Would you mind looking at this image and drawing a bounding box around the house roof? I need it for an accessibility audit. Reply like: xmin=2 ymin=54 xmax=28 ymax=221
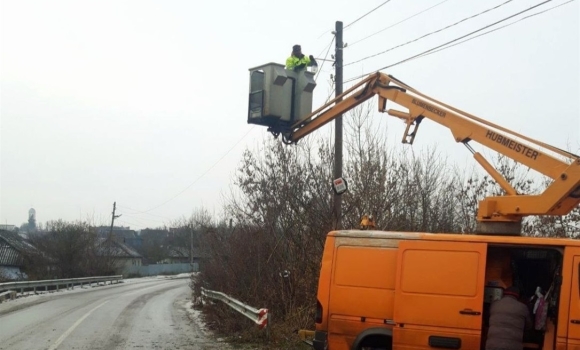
xmin=98 ymin=238 xmax=143 ymax=259
xmin=167 ymin=246 xmax=189 ymax=258
xmin=96 ymin=228 xmax=138 ymax=239
xmin=167 ymin=246 xmax=210 ymax=259
xmin=0 ymin=230 xmax=37 ymax=266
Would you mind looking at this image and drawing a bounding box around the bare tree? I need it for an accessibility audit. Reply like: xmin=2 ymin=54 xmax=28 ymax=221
xmin=27 ymin=220 xmax=116 ymax=279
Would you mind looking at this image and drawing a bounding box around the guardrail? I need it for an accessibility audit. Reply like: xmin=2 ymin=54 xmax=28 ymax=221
xmin=201 ymin=287 xmax=269 ymax=331
xmin=0 ymin=275 xmax=123 ymax=294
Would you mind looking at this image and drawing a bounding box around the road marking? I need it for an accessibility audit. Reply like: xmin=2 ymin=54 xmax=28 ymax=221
xmin=48 ymin=300 xmax=109 ymax=350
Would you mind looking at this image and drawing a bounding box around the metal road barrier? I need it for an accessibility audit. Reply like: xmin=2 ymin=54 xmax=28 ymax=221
xmin=0 ymin=275 xmax=123 ymax=294
xmin=201 ymin=287 xmax=269 ymax=330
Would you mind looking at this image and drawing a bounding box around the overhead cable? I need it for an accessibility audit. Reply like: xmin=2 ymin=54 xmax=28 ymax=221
xmin=344 ymin=0 xmax=515 ymax=67
xmin=345 ymin=0 xmax=555 ymax=83
xmin=411 ymin=0 xmax=576 ymax=62
xmin=348 ymin=0 xmax=452 ymax=48
xmin=117 ymin=205 xmax=172 ymax=220
xmin=344 ymin=0 xmax=394 ymax=29
xmin=134 ymin=126 xmax=255 ymax=214
xmin=315 ymin=37 xmax=335 ymax=82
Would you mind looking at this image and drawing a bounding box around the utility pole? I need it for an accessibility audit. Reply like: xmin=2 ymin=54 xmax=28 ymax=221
xmin=109 ymin=202 xmax=121 ymax=238
xmin=333 ymin=21 xmax=344 ymax=230
xmin=190 ymin=224 xmax=194 ymax=267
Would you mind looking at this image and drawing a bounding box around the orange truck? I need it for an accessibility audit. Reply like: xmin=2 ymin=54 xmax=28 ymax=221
xmin=310 ymin=230 xmax=580 ymax=350
xmin=248 ymin=70 xmax=580 ymax=349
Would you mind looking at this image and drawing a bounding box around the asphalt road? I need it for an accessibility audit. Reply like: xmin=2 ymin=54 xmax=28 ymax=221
xmin=0 ymin=277 xmax=225 ymax=350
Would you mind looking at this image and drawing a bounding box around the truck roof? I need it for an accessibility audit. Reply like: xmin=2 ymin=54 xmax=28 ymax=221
xmin=329 ymin=230 xmax=580 ymax=247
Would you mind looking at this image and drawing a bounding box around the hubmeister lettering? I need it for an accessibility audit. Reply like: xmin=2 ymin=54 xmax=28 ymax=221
xmin=485 ymin=130 xmax=539 ymax=160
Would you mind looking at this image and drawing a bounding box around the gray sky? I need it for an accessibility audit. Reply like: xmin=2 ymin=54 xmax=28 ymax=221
xmin=1 ymin=0 xmax=578 ymax=230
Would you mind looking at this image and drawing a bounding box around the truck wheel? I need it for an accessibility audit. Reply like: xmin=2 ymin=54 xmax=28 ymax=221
xmin=358 ymin=335 xmax=392 ymax=350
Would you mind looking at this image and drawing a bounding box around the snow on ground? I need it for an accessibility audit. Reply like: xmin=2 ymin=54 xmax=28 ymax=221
xmin=184 ymin=300 xmax=210 ymax=336
xmin=0 ymin=273 xmax=194 ymax=305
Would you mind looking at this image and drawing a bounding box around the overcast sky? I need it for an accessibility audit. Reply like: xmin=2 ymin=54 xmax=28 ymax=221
xmin=1 ymin=0 xmax=578 ymax=230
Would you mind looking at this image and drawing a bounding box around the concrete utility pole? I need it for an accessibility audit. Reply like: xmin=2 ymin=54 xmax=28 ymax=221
xmin=190 ymin=225 xmax=194 ymax=266
xmin=333 ymin=21 xmax=344 ymax=230
xmin=109 ymin=202 xmax=121 ymax=238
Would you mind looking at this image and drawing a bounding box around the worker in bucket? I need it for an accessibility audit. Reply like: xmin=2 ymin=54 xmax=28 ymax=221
xmin=286 ymin=44 xmax=318 ymax=72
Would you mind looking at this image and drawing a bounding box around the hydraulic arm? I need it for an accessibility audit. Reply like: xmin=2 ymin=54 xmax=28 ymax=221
xmin=277 ymin=72 xmax=580 ymax=234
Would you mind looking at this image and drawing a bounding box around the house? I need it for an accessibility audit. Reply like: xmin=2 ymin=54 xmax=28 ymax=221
xmin=0 ymin=230 xmax=37 ymax=280
xmin=95 ymin=226 xmax=143 ymax=251
xmin=190 ymin=247 xmax=211 ymax=272
xmin=160 ymin=246 xmax=190 ymax=264
xmin=0 ymin=225 xmax=16 ymax=232
xmin=159 ymin=246 xmax=210 ymax=271
xmin=98 ymin=238 xmax=143 ymax=275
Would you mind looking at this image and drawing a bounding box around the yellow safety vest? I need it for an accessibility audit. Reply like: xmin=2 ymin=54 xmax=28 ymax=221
xmin=286 ymin=55 xmax=311 ymax=70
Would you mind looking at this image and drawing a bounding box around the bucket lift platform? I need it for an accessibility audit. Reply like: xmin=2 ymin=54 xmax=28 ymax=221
xmin=247 ymin=63 xmax=316 ymax=139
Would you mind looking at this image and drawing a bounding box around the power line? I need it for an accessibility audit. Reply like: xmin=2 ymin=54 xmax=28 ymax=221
xmin=316 ymin=36 xmax=335 ymax=58
xmin=345 ymin=0 xmax=556 ymax=83
xmin=348 ymin=0 xmax=452 ymax=48
xmin=412 ymin=0 xmax=576 ymax=62
xmin=345 ymin=0 xmax=515 ymax=67
xmin=133 ymin=126 xmax=256 ymax=214
xmin=117 ymin=205 xmax=172 ymax=220
xmin=315 ymin=37 xmax=335 ymax=82
xmin=117 ymin=211 xmax=166 ymax=225
xmin=344 ymin=0 xmax=394 ymax=29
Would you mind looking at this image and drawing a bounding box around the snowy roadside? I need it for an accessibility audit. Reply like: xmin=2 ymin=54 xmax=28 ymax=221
xmin=183 ymin=299 xmax=236 ymax=349
xmin=0 ymin=273 xmax=195 ymax=306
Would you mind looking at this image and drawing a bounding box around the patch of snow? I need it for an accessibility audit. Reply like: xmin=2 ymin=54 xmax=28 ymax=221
xmin=184 ymin=300 xmax=211 ymax=337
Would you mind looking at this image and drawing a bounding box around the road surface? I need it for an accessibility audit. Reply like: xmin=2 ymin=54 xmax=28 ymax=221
xmin=0 ymin=277 xmax=225 ymax=350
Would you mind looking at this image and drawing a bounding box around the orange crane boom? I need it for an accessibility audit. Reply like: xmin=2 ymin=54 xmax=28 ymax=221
xmin=280 ymin=72 xmax=580 ymax=234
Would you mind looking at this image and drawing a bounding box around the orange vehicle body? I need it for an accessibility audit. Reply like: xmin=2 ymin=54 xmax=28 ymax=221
xmin=313 ymin=230 xmax=580 ymax=350
xmin=246 ymin=68 xmax=580 ymax=350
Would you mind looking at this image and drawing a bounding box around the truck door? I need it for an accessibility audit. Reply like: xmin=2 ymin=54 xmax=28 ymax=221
xmin=393 ymin=240 xmax=487 ymax=350
xmin=564 ymin=247 xmax=580 ymax=349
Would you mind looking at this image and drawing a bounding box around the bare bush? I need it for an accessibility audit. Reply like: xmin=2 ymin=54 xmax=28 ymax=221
xmin=27 ymin=220 xmax=116 ymax=279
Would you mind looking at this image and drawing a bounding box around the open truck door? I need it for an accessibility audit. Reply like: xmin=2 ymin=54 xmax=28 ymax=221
xmin=562 ymin=247 xmax=580 ymax=350
xmin=393 ymin=240 xmax=487 ymax=349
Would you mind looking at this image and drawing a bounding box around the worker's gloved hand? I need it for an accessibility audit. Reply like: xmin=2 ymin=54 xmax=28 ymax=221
xmin=294 ymin=63 xmax=306 ymax=71
xmin=309 ymin=55 xmax=318 ymax=66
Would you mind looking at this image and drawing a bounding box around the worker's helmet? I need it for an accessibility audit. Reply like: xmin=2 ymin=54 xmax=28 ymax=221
xmin=292 ymin=44 xmax=301 ymax=51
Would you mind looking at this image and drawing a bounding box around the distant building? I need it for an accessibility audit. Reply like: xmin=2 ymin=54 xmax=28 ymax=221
xmin=28 ymin=208 xmax=37 ymax=232
xmin=0 ymin=225 xmax=16 ymax=232
xmin=97 ymin=237 xmax=143 ymax=275
xmin=0 ymin=230 xmax=38 ymax=280
xmin=159 ymin=246 xmax=209 ymax=271
xmin=140 ymin=228 xmax=169 ymax=237
xmin=160 ymin=246 xmax=190 ymax=264
xmin=95 ymin=226 xmax=143 ymax=250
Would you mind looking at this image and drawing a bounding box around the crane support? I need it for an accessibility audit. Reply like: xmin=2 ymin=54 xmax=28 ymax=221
xmin=281 ymin=72 xmax=580 ymax=234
